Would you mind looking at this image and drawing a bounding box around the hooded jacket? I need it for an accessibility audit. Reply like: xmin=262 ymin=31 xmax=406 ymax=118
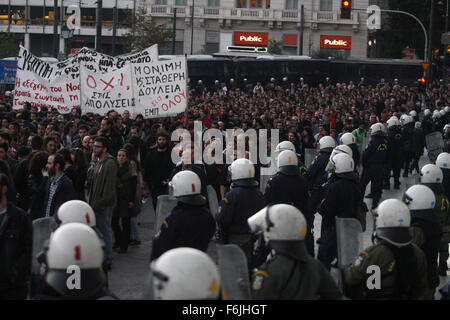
xmin=89 ymin=154 xmax=118 ymax=211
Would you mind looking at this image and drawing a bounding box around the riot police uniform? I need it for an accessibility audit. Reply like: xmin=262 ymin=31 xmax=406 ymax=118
xmin=436 ymin=153 xmax=450 ymax=276
xmin=150 ymin=171 xmax=215 ymax=261
xmin=318 ymin=153 xmax=361 ymax=270
xmin=401 ymin=117 xmax=414 ymax=177
xmin=249 ymin=204 xmax=343 ymax=300
xmin=360 ymin=123 xmax=388 ymax=210
xmin=344 ymin=199 xmax=428 ymax=300
xmin=421 ymin=110 xmax=434 ymax=136
xmin=384 ymin=119 xmax=403 ymax=189
xmin=218 ymin=159 xmax=266 ymax=264
xmin=404 ymin=185 xmax=443 ymax=299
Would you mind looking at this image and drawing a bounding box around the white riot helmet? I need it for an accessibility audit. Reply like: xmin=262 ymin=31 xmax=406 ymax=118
xmin=169 ymin=170 xmax=206 ymax=205
xmin=424 ymin=109 xmax=431 ymax=116
xmin=433 ymin=110 xmax=442 ymax=119
xmin=409 ymin=110 xmax=417 ymax=118
xmin=230 ymin=158 xmax=258 ymax=187
xmin=440 ymin=109 xmax=446 ymax=117
xmin=370 ymin=122 xmax=386 ymax=136
xmin=57 ymin=200 xmax=96 ymax=227
xmin=445 ymin=106 xmax=450 ymax=113
xmin=420 ymin=164 xmax=443 ymax=184
xmin=390 ymin=115 xmax=399 ymax=121
xmin=318 ymin=136 xmax=336 ymax=152
xmin=403 ymin=184 xmax=436 ymax=212
xmin=340 ymin=132 xmax=356 ymax=145
xmin=46 ymin=223 xmax=106 ymax=299
xmin=374 ymin=199 xmax=411 ymax=247
xmin=275 ymin=141 xmax=296 ymax=154
xmin=436 ymin=152 xmax=450 ymax=170
xmin=150 ymin=247 xmax=221 ymax=300
xmin=386 ymin=117 xmax=400 ymax=128
xmin=403 ymin=115 xmax=414 ymax=125
xmin=399 ymin=114 xmax=408 ymax=125
xmin=277 ymin=150 xmax=299 ymax=176
xmin=328 ymin=153 xmax=354 ymax=174
xmin=326 ymin=145 xmax=353 ymax=172
xmin=248 ymin=204 xmax=308 ymax=256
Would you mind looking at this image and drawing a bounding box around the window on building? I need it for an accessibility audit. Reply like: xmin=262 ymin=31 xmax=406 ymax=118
xmin=320 ymin=0 xmax=332 ymax=11
xmin=155 ymin=0 xmax=167 ymax=5
xmin=285 ymin=0 xmax=298 ymax=10
xmin=175 ymin=0 xmax=187 ymax=6
xmin=208 ymin=0 xmax=220 ymax=7
xmin=236 ymin=0 xmax=269 ymax=8
xmin=205 ymin=30 xmax=219 ymax=54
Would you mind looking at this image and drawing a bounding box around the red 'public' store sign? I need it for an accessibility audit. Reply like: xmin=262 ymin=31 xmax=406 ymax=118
xmin=234 ymin=32 xmax=269 ymax=46
xmin=320 ymin=35 xmax=352 ymax=50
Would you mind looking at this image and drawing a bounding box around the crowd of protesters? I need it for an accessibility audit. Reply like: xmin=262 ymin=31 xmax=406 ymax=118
xmin=0 ymin=77 xmax=448 ymax=268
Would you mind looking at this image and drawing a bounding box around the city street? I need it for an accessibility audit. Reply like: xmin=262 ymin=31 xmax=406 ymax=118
xmin=109 ymin=152 xmax=450 ymax=300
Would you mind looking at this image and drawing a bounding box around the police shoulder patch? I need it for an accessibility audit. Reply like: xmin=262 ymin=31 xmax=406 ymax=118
xmin=252 ymin=270 xmax=269 ymax=291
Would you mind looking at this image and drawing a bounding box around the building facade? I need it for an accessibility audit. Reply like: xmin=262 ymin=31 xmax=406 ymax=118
xmin=0 ymin=0 xmax=369 ymax=58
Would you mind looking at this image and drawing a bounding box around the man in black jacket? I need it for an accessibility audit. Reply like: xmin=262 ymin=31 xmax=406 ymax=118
xmin=100 ymin=118 xmax=124 ymax=157
xmin=0 ymin=173 xmax=32 ymax=300
xmin=143 ymin=132 xmax=175 ymax=209
xmin=42 ymin=153 xmax=77 ymax=218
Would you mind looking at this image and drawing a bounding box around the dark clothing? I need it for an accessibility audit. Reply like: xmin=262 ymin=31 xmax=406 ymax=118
xmin=411 ymin=127 xmax=425 ymax=174
xmin=385 ymin=128 xmax=403 ymax=188
xmin=63 ymin=165 xmax=76 ymax=185
xmin=143 ymin=148 xmax=175 ymax=209
xmin=102 ymin=130 xmax=124 ymax=158
xmin=114 ymin=163 xmax=137 ymax=219
xmin=150 ymin=202 xmax=215 ymax=261
xmin=14 ymin=152 xmax=34 ymax=211
xmin=43 ymin=174 xmax=77 ymax=217
xmin=348 ymin=143 xmax=361 ymax=168
xmin=306 ymin=151 xmax=331 ymax=190
xmin=27 ymin=173 xmax=49 ymax=221
xmin=218 ymin=185 xmax=266 ymax=237
xmin=410 ymin=211 xmax=442 ymax=292
xmin=0 ymin=204 xmax=32 ymax=292
xmin=318 ymin=173 xmax=362 ymax=270
xmin=71 ymin=166 xmax=88 ymax=201
xmin=402 ymin=123 xmax=414 ymax=176
xmin=421 ymin=116 xmax=434 ymax=136
xmin=361 ymin=135 xmax=388 ymax=208
xmin=264 ymin=172 xmax=309 ymax=216
xmin=205 ymin=164 xmax=225 ymax=201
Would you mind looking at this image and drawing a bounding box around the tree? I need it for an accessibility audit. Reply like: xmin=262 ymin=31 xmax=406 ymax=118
xmin=124 ymin=4 xmax=173 ymax=53
xmin=0 ymin=32 xmax=23 ymax=59
xmin=267 ymin=39 xmax=283 ymax=54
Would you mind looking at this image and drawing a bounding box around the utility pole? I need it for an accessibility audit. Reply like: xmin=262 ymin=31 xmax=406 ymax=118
xmin=53 ymin=0 xmax=58 ymax=58
xmin=299 ymin=5 xmax=304 ymax=55
xmin=428 ymin=0 xmax=434 ymax=63
xmin=95 ymin=0 xmax=103 ymax=52
xmin=112 ymin=0 xmax=118 ymax=56
xmin=172 ymin=8 xmax=177 ymax=55
xmin=190 ymin=0 xmax=195 ymax=55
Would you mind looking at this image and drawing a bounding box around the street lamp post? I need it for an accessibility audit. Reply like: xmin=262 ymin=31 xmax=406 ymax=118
xmin=190 ymin=0 xmax=195 ymax=55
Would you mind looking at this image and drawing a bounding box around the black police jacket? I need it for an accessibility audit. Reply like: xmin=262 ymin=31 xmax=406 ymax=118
xmin=264 ymin=172 xmax=309 ymax=216
xmin=411 ymin=212 xmax=442 ymax=288
xmin=349 ymin=143 xmax=361 ymax=168
xmin=362 ymin=135 xmax=388 ymax=167
xmin=218 ymin=185 xmax=266 ymax=235
xmin=306 ymin=151 xmax=331 ymax=189
xmin=0 ymin=203 xmax=32 ymax=290
xmin=318 ymin=172 xmax=362 ymax=230
xmin=421 ymin=116 xmax=434 ymax=136
xmin=411 ymin=128 xmax=425 ymax=155
xmin=387 ymin=128 xmax=403 ymax=160
xmin=150 ymin=202 xmax=215 ymax=261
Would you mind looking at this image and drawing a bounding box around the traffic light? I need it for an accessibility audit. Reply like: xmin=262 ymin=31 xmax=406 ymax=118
xmin=418 ymin=77 xmax=426 ymax=84
xmin=418 ymin=77 xmax=426 ymax=93
xmin=340 ymin=0 xmax=352 ymax=19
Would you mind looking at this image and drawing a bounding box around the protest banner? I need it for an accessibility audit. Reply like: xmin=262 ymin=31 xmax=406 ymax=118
xmin=132 ymin=57 xmax=187 ymax=119
xmin=80 ymin=62 xmax=134 ymax=115
xmin=13 ymin=45 xmax=158 ymax=113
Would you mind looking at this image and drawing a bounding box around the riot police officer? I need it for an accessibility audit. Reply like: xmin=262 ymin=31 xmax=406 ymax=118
xmin=150 ymin=170 xmax=215 ymax=261
xmin=339 ymin=132 xmax=360 ymax=168
xmin=384 ymin=117 xmax=403 ymax=190
xmin=318 ymin=153 xmax=361 ymax=270
xmin=420 ymin=163 xmax=450 ymax=277
xmin=403 ymin=184 xmax=442 ymax=299
xmin=344 ymin=199 xmax=428 ymax=300
xmin=248 ymin=204 xmax=343 ymax=300
xmin=33 ymin=223 xmax=118 ymax=300
xmin=360 ymin=123 xmax=388 ymax=210
xmin=401 ymin=115 xmax=414 ymax=177
xmin=410 ymin=122 xmax=425 ymax=175
xmin=148 ymin=247 xmax=221 ymax=300
xmin=306 ymin=135 xmax=336 ymax=255
xmin=252 ymin=150 xmax=310 ymax=268
xmin=218 ymin=158 xmax=266 ymax=264
xmin=274 ymin=141 xmax=307 ymax=176
xmin=421 ymin=109 xmax=434 ymax=136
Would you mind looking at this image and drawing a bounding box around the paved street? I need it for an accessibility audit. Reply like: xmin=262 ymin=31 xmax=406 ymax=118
xmin=109 ymin=152 xmax=449 ymax=299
